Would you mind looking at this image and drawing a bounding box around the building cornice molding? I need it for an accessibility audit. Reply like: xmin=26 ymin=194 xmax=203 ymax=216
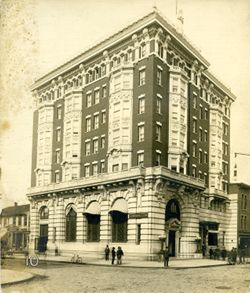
xmin=31 ymin=9 xmax=210 ymax=92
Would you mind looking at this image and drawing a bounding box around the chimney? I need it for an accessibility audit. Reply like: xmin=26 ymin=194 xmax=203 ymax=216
xmin=14 ymin=202 xmax=18 ymax=207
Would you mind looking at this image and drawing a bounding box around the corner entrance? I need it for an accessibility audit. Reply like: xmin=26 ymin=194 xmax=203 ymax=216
xmin=165 ymin=199 xmax=181 ymax=257
xmin=168 ymin=230 xmax=176 ymax=256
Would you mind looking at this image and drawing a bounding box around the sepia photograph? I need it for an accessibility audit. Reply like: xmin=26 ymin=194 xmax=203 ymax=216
xmin=0 ymin=0 xmax=250 ymax=292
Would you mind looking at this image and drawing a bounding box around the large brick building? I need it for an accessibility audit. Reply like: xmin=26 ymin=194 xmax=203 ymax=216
xmin=27 ymin=9 xmax=236 ymax=259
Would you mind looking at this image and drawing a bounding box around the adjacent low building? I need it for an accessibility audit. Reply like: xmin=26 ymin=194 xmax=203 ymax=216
xmin=27 ymin=8 xmax=236 ymax=260
xmin=0 ymin=203 xmax=30 ymax=252
xmin=228 ymin=183 xmax=250 ymax=250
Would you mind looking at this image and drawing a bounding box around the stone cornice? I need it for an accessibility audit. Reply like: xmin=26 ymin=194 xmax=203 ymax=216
xmin=31 ymin=9 xmax=210 ymax=92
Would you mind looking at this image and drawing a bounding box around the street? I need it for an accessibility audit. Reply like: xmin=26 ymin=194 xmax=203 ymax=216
xmin=2 ymin=259 xmax=250 ymax=293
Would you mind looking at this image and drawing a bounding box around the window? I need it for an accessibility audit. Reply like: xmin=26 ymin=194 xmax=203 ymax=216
xmin=138 ymin=97 xmax=145 ymax=114
xmin=204 ymin=173 xmax=208 ymax=186
xmin=223 ymin=143 xmax=228 ymax=155
xmin=158 ymin=42 xmax=164 ymax=58
xmin=193 ymin=119 xmax=197 ymax=133
xmin=85 ymin=165 xmax=90 ymax=177
xmin=156 ymin=124 xmax=161 ymax=142
xmin=204 ymin=152 xmax=208 ymax=164
xmin=208 ymin=233 xmax=218 ymax=246
xmin=18 ymin=216 xmax=22 ymax=226
xmin=193 ymin=94 xmax=197 ymax=109
xmin=204 ymin=130 xmax=208 ymax=142
xmin=55 ymin=150 xmax=60 ymax=163
xmin=73 ymin=120 xmax=79 ymax=134
xmin=93 ymin=139 xmax=98 ymax=154
xmin=139 ymin=69 xmax=146 ymax=86
xmin=138 ymin=125 xmax=144 ymax=142
xmin=140 ymin=43 xmax=146 ymax=58
xmin=172 ymin=77 xmax=178 ymax=93
xmin=204 ymin=109 xmax=208 ymax=120
xmin=199 ymin=128 xmax=203 ymax=142
xmin=223 ymin=123 xmax=228 ymax=136
xmin=136 ymin=224 xmax=141 ymax=245
xmin=180 ymin=80 xmax=186 ymax=96
xmin=55 ymin=171 xmax=60 ymax=183
xmin=196 ymin=103 xmax=202 ymax=118
xmin=40 ymin=206 xmax=49 ymax=219
xmin=111 ymin=211 xmax=128 ymax=242
xmin=157 ymin=69 xmax=162 ymax=86
xmin=199 ymin=150 xmax=203 ymax=164
xmin=94 ymin=115 xmax=99 ymax=129
xmin=100 ymin=161 xmax=105 ymax=173
xmin=156 ymin=97 xmax=162 ymax=114
xmin=101 ymin=111 xmax=106 ymax=124
xmin=94 ymin=90 xmax=100 ymax=104
xmin=102 ymin=86 xmax=107 ymax=98
xmin=86 ymin=117 xmax=91 ymax=132
xmin=101 ymin=136 xmax=105 ymax=149
xmin=156 ymin=152 xmax=161 ymax=166
xmin=86 ymin=93 xmax=92 ymax=107
xmin=92 ymin=163 xmax=98 ymax=176
xmin=66 ymin=208 xmax=77 ymax=242
xmin=24 ymin=215 xmax=27 ymax=226
xmin=56 ymin=106 xmax=62 ymax=119
xmin=137 ymin=152 xmax=144 ymax=167
xmin=192 ymin=165 xmax=197 ymax=177
xmin=86 ymin=214 xmax=100 ymax=242
xmin=85 ymin=141 xmax=91 ymax=156
xmin=192 ymin=143 xmax=197 ymax=157
xmin=56 ymin=128 xmax=61 ymax=142
xmin=112 ymin=164 xmax=119 ymax=172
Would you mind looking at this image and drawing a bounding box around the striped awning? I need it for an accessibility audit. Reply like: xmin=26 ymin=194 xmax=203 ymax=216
xmin=84 ymin=201 xmax=100 ymax=215
xmin=110 ymin=198 xmax=128 ymax=214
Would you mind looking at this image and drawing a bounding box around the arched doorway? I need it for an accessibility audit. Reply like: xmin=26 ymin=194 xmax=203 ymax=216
xmin=165 ymin=199 xmax=181 ymax=257
xmin=38 ymin=206 xmax=49 ymax=253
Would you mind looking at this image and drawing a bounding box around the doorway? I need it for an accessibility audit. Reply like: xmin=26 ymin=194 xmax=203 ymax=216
xmin=39 ymin=224 xmax=48 ymax=252
xmin=168 ymin=230 xmax=176 ymax=256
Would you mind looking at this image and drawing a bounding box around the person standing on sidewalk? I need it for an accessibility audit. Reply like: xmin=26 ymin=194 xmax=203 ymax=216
xmin=111 ymin=247 xmax=116 ymax=265
xmin=163 ymin=247 xmax=170 ymax=268
xmin=105 ymin=245 xmax=110 ymax=261
xmin=117 ymin=246 xmax=124 ymax=265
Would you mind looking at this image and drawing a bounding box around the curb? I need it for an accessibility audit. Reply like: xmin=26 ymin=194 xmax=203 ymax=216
xmin=37 ymin=258 xmax=229 ymax=270
xmin=1 ymin=274 xmax=37 ymax=287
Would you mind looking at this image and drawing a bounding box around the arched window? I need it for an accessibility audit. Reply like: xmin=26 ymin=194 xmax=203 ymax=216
xmin=40 ymin=206 xmax=49 ymax=220
xmin=85 ymin=201 xmax=100 ymax=242
xmin=158 ymin=42 xmax=164 ymax=58
xmin=110 ymin=198 xmax=128 ymax=242
xmin=66 ymin=207 xmax=77 ymax=242
xmin=165 ymin=199 xmax=180 ymax=221
xmin=111 ymin=211 xmax=128 ymax=242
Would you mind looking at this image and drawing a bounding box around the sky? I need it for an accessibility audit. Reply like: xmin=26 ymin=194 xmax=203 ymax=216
xmin=0 ymin=0 xmax=250 ymax=207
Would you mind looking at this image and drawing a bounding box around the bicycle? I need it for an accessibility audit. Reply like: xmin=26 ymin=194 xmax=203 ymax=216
xmin=71 ymin=254 xmax=83 ymax=264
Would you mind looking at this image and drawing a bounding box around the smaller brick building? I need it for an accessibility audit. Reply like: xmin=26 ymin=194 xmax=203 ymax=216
xmin=0 ymin=203 xmax=30 ymax=252
xmin=228 ymin=183 xmax=250 ymax=250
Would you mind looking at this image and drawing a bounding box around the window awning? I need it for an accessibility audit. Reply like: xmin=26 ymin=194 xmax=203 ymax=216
xmin=110 ymin=198 xmax=128 ymax=214
xmin=84 ymin=201 xmax=100 ymax=215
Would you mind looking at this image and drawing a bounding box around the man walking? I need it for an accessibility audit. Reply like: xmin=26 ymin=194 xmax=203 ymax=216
xmin=163 ymin=246 xmax=170 ymax=268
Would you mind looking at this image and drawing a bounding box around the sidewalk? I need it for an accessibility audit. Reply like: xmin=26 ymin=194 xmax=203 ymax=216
xmin=1 ymin=269 xmax=35 ymax=286
xmin=15 ymin=254 xmax=229 ymax=269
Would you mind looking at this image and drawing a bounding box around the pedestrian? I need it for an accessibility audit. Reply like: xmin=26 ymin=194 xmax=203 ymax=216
xmin=116 ymin=246 xmax=124 ymax=265
xmin=202 ymin=243 xmax=206 ymax=258
xmin=209 ymin=248 xmax=214 ymax=259
xmin=105 ymin=244 xmax=110 ymax=261
xmin=163 ymin=246 xmax=170 ymax=268
xmin=111 ymin=247 xmax=116 ymax=265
